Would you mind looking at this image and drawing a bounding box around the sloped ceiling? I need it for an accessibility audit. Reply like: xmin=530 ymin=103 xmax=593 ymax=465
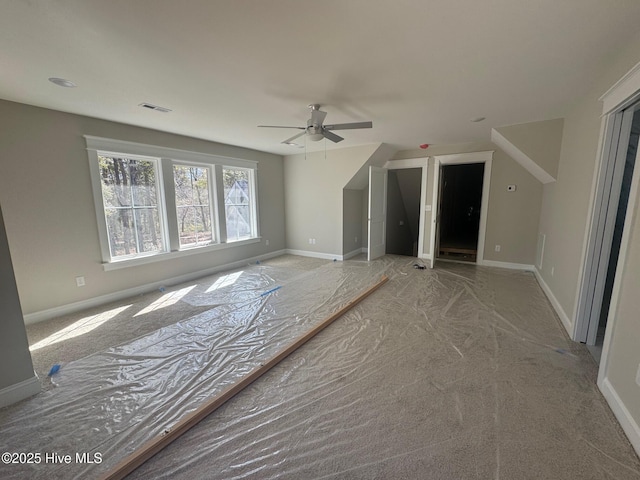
xmin=1 ymin=0 xmax=640 ymax=156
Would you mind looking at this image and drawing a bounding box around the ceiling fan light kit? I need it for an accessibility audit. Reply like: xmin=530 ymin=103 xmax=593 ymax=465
xmin=259 ymin=104 xmax=372 ymax=146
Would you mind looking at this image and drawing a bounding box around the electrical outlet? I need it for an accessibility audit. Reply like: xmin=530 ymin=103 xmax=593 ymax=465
xmin=308 ymin=238 xmax=313 ymax=244
xmin=551 ymin=266 xmax=555 ymax=276
xmin=265 ymin=239 xmax=269 ymax=246
xmin=636 ymin=364 xmax=640 ymax=386
xmin=495 ymin=245 xmax=501 ymax=252
xmin=75 ymin=276 xmax=85 ymax=287
xmin=507 ymin=184 xmax=517 ymax=192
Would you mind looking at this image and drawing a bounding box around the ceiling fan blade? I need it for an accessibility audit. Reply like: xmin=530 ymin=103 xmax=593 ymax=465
xmin=310 ymin=108 xmax=327 ymax=126
xmin=282 ymin=131 xmax=306 ymax=144
xmin=324 ymin=121 xmax=373 ymax=131
xmin=322 ymin=130 xmax=344 ymax=143
xmin=258 ymin=125 xmax=306 ymax=129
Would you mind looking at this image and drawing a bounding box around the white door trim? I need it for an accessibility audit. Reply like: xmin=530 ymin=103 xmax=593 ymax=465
xmin=384 ymin=157 xmax=428 ymax=258
xmin=431 ymin=151 xmax=494 ymax=267
xmin=574 ymin=109 xmax=636 ymax=344
xmin=574 ymin=60 xmax=640 ymax=346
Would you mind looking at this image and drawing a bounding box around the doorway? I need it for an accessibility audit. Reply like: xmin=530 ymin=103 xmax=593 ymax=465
xmin=577 ymin=104 xmax=640 ymax=363
xmin=367 ymin=158 xmax=428 ymax=261
xmin=385 ymin=168 xmax=422 ymax=256
xmin=428 ymin=151 xmax=493 ymax=268
xmin=437 ymin=163 xmax=484 ymax=262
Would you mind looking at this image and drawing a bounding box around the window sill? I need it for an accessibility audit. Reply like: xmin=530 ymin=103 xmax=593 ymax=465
xmin=102 ymin=237 xmax=261 ymax=271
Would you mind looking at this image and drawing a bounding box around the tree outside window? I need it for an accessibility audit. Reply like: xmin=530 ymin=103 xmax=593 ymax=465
xmin=99 ymin=155 xmax=164 ymax=258
xmin=173 ymin=165 xmax=213 ymax=248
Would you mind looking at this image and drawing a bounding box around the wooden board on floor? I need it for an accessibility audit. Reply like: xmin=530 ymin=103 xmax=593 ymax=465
xmin=99 ymin=274 xmax=389 ymax=480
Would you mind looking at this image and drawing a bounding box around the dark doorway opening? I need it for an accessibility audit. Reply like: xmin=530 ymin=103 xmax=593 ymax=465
xmin=385 ymin=169 xmax=421 ymax=257
xmin=438 ymin=163 xmax=484 ymax=263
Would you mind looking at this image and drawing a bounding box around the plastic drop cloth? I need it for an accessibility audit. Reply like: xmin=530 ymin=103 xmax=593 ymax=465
xmin=2 ymin=256 xmax=640 ymax=480
xmin=0 ymin=259 xmax=391 ymax=479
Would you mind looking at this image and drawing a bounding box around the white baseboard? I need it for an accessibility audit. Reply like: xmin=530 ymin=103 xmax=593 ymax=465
xmin=343 ymin=248 xmax=366 ymax=260
xmin=0 ymin=375 xmax=40 ymax=408
xmin=285 ymin=249 xmax=342 ymax=261
xmin=24 ymin=249 xmax=287 ymax=325
xmin=533 ymin=268 xmax=573 ymax=335
xmin=419 ymin=253 xmax=432 ymax=260
xmin=599 ymin=377 xmax=640 ymax=458
xmin=480 ymin=259 xmax=535 ymax=271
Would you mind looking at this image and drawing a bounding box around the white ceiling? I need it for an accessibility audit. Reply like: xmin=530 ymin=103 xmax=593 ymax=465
xmin=2 ymin=0 xmax=640 ymax=156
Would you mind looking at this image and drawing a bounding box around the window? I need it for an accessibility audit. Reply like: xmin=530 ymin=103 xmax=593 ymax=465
xmin=173 ymin=165 xmax=214 ymax=248
xmin=99 ymin=154 xmax=165 ymax=259
xmin=86 ymin=136 xmax=259 ymax=269
xmin=223 ymin=167 xmax=256 ymax=241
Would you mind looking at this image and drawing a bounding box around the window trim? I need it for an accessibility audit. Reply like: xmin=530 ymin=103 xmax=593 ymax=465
xmin=171 ymin=161 xmax=218 ymax=250
xmin=223 ymin=165 xmax=259 ymax=242
xmin=85 ymin=136 xmax=259 ymax=270
xmin=96 ymin=151 xmax=169 ymax=259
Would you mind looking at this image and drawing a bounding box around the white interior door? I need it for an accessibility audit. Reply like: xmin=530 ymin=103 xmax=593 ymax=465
xmin=368 ymin=166 xmax=387 ymax=261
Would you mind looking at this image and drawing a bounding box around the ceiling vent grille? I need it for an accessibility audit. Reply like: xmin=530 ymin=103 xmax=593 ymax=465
xmin=138 ymin=103 xmax=172 ymax=113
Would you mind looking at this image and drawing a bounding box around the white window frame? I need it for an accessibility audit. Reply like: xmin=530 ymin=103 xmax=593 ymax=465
xmin=172 ymin=162 xmax=218 ymax=249
xmin=85 ymin=136 xmax=259 ymax=271
xmin=222 ymin=165 xmax=258 ymax=242
xmin=94 ymin=151 xmax=168 ymax=260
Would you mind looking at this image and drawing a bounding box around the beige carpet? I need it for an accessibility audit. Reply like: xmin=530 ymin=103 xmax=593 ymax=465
xmin=2 ymin=255 xmax=638 ymax=479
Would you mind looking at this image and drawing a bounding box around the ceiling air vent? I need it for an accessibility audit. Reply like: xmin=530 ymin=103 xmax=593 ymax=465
xmin=138 ymin=103 xmax=172 ymax=113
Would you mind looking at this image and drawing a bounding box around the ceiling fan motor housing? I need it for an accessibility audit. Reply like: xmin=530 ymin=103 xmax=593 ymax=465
xmin=306 ymin=124 xmax=324 ymax=141
xmin=259 ymin=104 xmax=372 ymax=144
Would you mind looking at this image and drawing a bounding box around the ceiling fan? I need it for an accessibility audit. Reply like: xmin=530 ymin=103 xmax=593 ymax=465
xmin=259 ymin=104 xmax=373 ymax=145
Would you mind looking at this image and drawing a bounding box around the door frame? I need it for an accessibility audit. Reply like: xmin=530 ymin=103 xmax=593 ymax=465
xmin=429 ymin=151 xmax=493 ymax=267
xmin=574 ymin=107 xmax=638 ymax=345
xmin=383 ymin=157 xmax=428 ymax=259
xmin=574 ymin=65 xmax=640 ymax=353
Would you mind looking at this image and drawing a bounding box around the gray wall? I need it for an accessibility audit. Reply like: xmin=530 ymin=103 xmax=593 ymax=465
xmin=0 ymin=204 xmax=36 ymax=391
xmin=607 ymin=184 xmax=640 ymax=426
xmin=0 ymin=100 xmax=285 ymax=316
xmin=392 ymin=143 xmax=543 ymax=265
xmin=536 ymin=31 xmax=640 ymax=434
xmin=342 ymin=189 xmax=363 ymax=255
xmin=495 ymin=118 xmax=564 ymax=179
xmin=284 ymin=144 xmax=383 ymax=256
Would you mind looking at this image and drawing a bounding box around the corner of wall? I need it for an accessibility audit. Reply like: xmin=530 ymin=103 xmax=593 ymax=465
xmin=0 ymin=374 xmax=40 ymax=409
xmin=599 ymin=377 xmax=640 ymax=458
xmin=533 ymin=267 xmax=573 ymax=336
xmin=491 ymin=128 xmax=557 ymax=184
